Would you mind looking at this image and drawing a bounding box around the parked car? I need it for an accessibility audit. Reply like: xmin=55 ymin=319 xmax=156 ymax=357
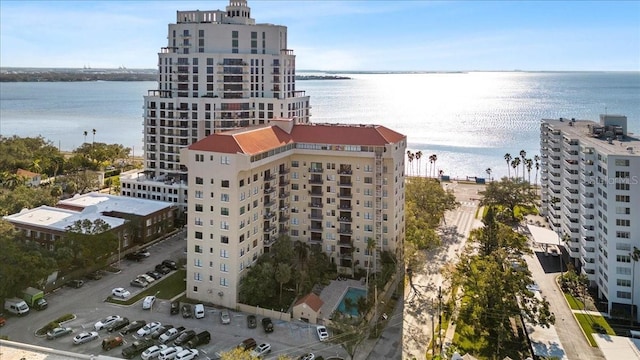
xmin=86 ymin=271 xmax=103 ymax=280
xmin=141 ymin=344 xmax=168 ymax=360
xmin=73 ymin=331 xmax=99 ymax=345
xmin=122 ymin=338 xmax=155 ymax=359
xmin=174 ymin=330 xmax=196 ymax=346
xmin=101 ymin=336 xmax=124 ymax=351
xmin=170 ymin=301 xmax=180 ymax=315
xmin=181 ymin=304 xmax=192 ymax=318
xmin=137 ymin=321 xmax=162 ymax=337
xmin=159 ymin=326 xmax=185 ymax=344
xmin=250 ymin=343 xmax=272 ymax=358
xmin=194 ymin=303 xmax=205 ymax=319
xmin=147 ymin=270 xmax=163 ymax=280
xmin=46 ymin=327 xmax=72 ymax=340
xmin=220 ymin=310 xmax=231 ymax=324
xmin=185 ymin=330 xmax=210 ymax=348
xmin=142 ymin=295 xmax=156 ymax=310
xmin=158 ymin=346 xmax=183 ymax=360
xmin=155 ymin=264 xmax=172 ymax=275
xmin=95 ymin=315 xmax=122 ymax=331
xmin=112 ymin=288 xmax=131 ymax=299
xmin=162 ymin=259 xmax=178 ymax=270
xmin=138 ymin=274 xmax=155 ymax=283
xmin=130 ymin=278 xmax=148 ymax=288
xmin=121 ymin=320 xmax=147 ymax=335
xmin=151 ymin=324 xmax=174 ymax=340
xmin=247 ymin=314 xmax=257 ymax=328
xmin=125 ymin=252 xmax=146 ymax=261
xmin=66 ymin=279 xmax=84 ymax=288
xmin=238 ymin=338 xmax=257 ymax=351
xmin=175 ymin=348 xmax=198 ymax=360
xmin=107 ymin=317 xmax=130 ymax=333
xmin=316 ymin=325 xmax=329 ymax=341
xmin=298 ymin=354 xmax=315 ymax=360
xmin=261 ymin=317 xmax=273 ymax=333
xmin=136 ymin=249 xmax=151 ymax=258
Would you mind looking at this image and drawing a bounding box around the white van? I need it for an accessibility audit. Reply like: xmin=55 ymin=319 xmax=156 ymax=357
xmin=194 ymin=304 xmax=205 ymax=319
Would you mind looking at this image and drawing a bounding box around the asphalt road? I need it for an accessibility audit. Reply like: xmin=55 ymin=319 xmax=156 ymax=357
xmin=0 ymin=230 xmax=348 ymax=359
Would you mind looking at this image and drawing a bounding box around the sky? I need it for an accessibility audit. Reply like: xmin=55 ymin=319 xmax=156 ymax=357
xmin=1 ymin=0 xmax=639 ymax=72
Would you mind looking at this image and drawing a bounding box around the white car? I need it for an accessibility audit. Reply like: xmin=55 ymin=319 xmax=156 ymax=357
xmin=94 ymin=315 xmax=122 ymax=331
xmin=137 ymin=321 xmax=162 ymax=337
xmin=141 ymin=344 xmax=168 ymax=360
xmin=159 ymin=327 xmax=182 ymax=344
xmin=73 ymin=331 xmax=99 ymax=345
xmin=316 ymin=325 xmax=329 ymax=341
xmin=220 ymin=310 xmax=230 ymax=324
xmin=158 ymin=346 xmax=184 ymax=360
xmin=298 ymin=354 xmax=315 ymax=360
xmin=250 ymin=343 xmax=271 ymax=358
xmin=143 ymin=295 xmax=156 ymax=310
xmin=112 ymin=287 xmax=131 ymax=298
xmin=139 ymin=274 xmax=155 ymax=283
xmin=175 ymin=348 xmax=199 ymax=360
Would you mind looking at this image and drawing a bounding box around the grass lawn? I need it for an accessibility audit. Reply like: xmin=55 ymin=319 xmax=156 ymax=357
xmin=564 ymin=293 xmax=584 ymax=310
xmin=574 ymin=313 xmax=616 ymax=346
xmin=106 ymin=269 xmax=186 ymax=305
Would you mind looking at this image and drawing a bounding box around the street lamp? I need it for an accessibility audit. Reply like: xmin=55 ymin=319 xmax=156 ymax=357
xmin=630 ymin=247 xmax=640 ymax=324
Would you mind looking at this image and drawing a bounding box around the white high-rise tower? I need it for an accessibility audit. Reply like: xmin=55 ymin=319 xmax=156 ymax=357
xmin=121 ymin=0 xmax=311 ymax=215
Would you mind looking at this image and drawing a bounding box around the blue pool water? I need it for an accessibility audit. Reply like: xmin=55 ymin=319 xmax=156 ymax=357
xmin=336 ymin=287 xmax=367 ymax=316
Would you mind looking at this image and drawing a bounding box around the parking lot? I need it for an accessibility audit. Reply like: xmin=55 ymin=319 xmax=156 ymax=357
xmin=0 ymin=231 xmax=347 ymax=359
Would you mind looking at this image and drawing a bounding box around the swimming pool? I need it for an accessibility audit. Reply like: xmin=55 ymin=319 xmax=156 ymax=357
xmin=336 ymin=287 xmax=367 ymax=316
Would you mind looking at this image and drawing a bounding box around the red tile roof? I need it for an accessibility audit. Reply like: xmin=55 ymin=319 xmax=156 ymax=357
xmin=188 ymin=123 xmax=405 ymax=155
xmin=17 ymin=168 xmax=40 ymax=178
xmin=294 ymin=293 xmax=324 ymax=312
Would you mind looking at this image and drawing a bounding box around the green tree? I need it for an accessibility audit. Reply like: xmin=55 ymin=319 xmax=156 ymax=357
xmin=0 ymin=185 xmax=59 ymax=215
xmin=275 ymin=263 xmax=292 ymax=304
xmin=57 ymin=219 xmax=117 ymax=268
xmin=480 ymin=178 xmax=537 ymax=222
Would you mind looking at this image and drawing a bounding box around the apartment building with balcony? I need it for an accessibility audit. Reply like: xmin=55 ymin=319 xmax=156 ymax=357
xmin=181 ymin=119 xmax=406 ymax=308
xmin=540 ymin=114 xmax=640 ymax=319
xmin=121 ymin=0 xmax=311 ymax=213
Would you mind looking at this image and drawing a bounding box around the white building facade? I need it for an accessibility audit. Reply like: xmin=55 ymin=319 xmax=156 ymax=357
xmin=540 ymin=114 xmax=640 ymax=320
xmin=121 ymin=0 xmax=311 ymax=212
xmin=182 ymin=120 xmax=407 ymax=308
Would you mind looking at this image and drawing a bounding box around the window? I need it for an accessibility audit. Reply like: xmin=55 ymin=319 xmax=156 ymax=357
xmin=292 ymin=183 xmax=299 ymax=190
xmin=195 ymin=177 xmax=203 ymax=185
xmin=617 ymin=255 xmax=631 ymax=263
xmin=617 ymin=291 xmax=631 ymax=299
xmin=221 ymin=207 xmax=229 ymax=216
xmin=221 ymin=193 xmax=229 ymax=202
xmin=195 ymin=190 xmax=203 ymax=198
xmin=617 ymin=267 xmax=632 ymax=275
xmin=195 ymin=231 xmax=203 ymax=239
xmin=616 ymin=195 xmax=630 ymax=202
xmin=194 ymin=258 xmax=202 ymax=267
xmin=221 ymin=156 xmax=230 ymax=165
xmin=615 ymin=171 xmax=630 ymax=178
xmin=617 ymin=279 xmax=632 ymax=287
xmin=220 ymin=263 xmax=228 ymax=272
xmin=364 ymin=224 xmax=373 ymax=232
xmin=364 ymin=177 xmax=373 ymax=184
xmin=291 ymin=160 xmax=299 ymax=167
xmin=195 ymin=204 xmax=203 ymax=212
xmin=194 ymin=272 xmax=202 ymax=281
xmin=221 ymin=235 xmax=229 ymax=244
xmin=220 ymin=221 xmax=229 ymax=230
xmin=616 ymin=183 xmax=630 ymax=190
xmin=616 ymin=219 xmax=631 ymax=227
xmin=220 ymin=249 xmax=229 ymax=258
xmin=364 ymin=164 xmax=373 ymax=172
xmin=220 ymin=277 xmax=229 ymax=287
xmin=195 ymin=154 xmax=204 ymax=162
xmin=221 ymin=180 xmax=230 ymax=188
xmin=195 ymin=244 xmax=202 ymax=253
xmin=616 ymin=243 xmax=631 ymax=251
xmin=615 ymin=159 xmax=630 ymax=166
xmin=617 ymin=231 xmax=631 ymax=239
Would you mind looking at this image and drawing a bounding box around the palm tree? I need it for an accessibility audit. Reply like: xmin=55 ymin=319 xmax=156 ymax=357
xmin=365 ymin=237 xmax=376 ymax=296
xmin=407 ymin=151 xmax=414 ymax=176
xmin=92 ymin=128 xmax=96 ymax=145
xmin=83 ymin=130 xmax=88 ymax=144
xmin=519 ymin=150 xmax=527 ymax=181
xmin=429 ymin=154 xmax=438 ymax=178
xmin=486 ymin=167 xmax=492 ymax=181
xmin=504 ymin=153 xmax=512 ymax=178
xmin=511 ymin=158 xmax=520 ymax=180
xmin=526 ymin=158 xmax=533 ymax=184
xmin=415 ymin=151 xmax=422 ymax=177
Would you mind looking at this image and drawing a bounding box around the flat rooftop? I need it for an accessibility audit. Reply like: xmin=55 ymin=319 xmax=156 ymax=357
xmin=542 ymin=117 xmax=640 ymax=157
xmin=3 ymin=205 xmax=125 ymax=232
xmin=57 ymin=192 xmax=173 ymax=216
xmin=0 ymin=339 xmax=120 ymax=360
xmin=593 ymin=334 xmax=640 ymax=359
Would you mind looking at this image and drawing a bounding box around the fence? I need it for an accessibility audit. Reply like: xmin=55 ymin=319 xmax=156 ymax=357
xmin=236 ymin=303 xmax=291 ymax=322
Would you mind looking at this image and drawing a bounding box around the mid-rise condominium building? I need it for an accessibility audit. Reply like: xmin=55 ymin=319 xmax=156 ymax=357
xmin=182 ymin=119 xmax=407 ymax=308
xmin=121 ymin=0 xmax=311 ymax=212
xmin=540 ymin=114 xmax=640 ymax=320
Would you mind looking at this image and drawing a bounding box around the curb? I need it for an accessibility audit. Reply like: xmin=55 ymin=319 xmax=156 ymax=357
xmin=555 ymin=274 xmax=595 ymax=347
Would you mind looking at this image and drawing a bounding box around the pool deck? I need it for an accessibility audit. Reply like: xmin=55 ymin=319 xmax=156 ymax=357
xmin=318 ymin=278 xmax=367 ymax=320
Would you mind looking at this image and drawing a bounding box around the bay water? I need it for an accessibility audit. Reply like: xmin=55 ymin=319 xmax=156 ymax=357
xmin=1 ymin=71 xmax=638 ymax=179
